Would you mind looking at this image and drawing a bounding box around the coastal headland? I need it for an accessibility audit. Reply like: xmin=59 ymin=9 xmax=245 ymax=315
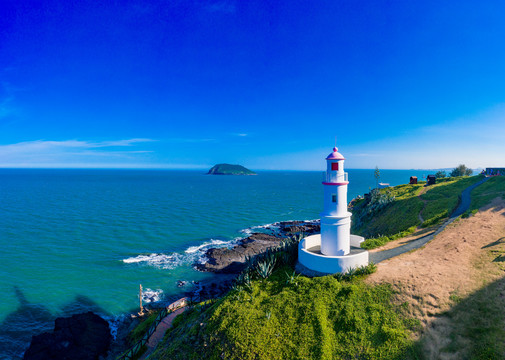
xmin=144 ymin=175 xmax=505 ymax=359
xmin=25 ymin=174 xmax=505 ymax=359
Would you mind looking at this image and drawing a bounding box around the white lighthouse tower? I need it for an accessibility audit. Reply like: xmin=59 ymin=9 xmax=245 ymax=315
xmin=321 ymin=147 xmax=351 ymax=256
xmin=298 ymin=146 xmax=369 ymax=274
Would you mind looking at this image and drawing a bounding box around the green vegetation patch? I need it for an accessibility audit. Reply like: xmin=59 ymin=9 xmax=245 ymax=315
xmin=352 ymin=184 xmax=424 ymax=239
xmin=352 ymin=176 xmax=484 ymax=246
xmin=469 ymin=176 xmax=505 ymax=211
xmin=420 ymin=176 xmax=482 ymax=224
xmin=151 ymin=266 xmax=419 ymax=360
xmin=430 ymin=278 xmax=505 ymax=359
xmin=361 ymin=226 xmax=417 ymax=250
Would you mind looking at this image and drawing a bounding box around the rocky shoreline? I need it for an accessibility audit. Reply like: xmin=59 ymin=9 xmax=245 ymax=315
xmin=24 ymin=219 xmax=320 ymax=359
xmin=196 ymin=220 xmax=320 ymax=274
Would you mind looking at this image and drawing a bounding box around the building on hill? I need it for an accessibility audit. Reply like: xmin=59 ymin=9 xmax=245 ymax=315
xmin=298 ymin=147 xmax=368 ymax=274
xmin=410 ymin=176 xmax=418 ymax=184
xmin=485 ymin=168 xmax=505 ymax=176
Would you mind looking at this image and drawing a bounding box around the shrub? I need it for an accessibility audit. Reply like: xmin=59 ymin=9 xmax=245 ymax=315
xmin=450 ymin=164 xmax=473 ymax=177
xmin=360 ymin=226 xmax=417 ymax=250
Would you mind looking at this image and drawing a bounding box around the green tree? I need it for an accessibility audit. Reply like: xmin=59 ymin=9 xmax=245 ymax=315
xmin=435 ymin=170 xmax=447 ymax=178
xmin=374 ymin=166 xmax=381 ymax=188
xmin=450 ymin=164 xmax=473 ymax=177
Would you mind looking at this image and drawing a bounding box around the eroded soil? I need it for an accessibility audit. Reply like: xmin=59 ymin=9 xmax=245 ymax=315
xmin=366 ymin=198 xmax=505 ymax=359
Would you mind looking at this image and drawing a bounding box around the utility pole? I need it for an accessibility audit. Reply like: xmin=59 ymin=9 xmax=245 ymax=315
xmin=139 ymin=284 xmax=144 ymax=316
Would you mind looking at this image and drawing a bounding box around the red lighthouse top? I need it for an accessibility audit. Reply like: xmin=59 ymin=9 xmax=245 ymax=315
xmin=326 ymin=147 xmax=345 ymax=160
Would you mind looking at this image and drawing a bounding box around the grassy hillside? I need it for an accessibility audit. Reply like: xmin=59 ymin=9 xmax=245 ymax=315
xmin=351 ymin=175 xmax=484 ymax=249
xmin=143 ymin=175 xmax=505 ymax=360
xmin=151 ymin=266 xmax=420 ymax=360
xmin=420 ymin=176 xmax=482 ymax=224
xmin=469 ymin=176 xmax=505 ymax=210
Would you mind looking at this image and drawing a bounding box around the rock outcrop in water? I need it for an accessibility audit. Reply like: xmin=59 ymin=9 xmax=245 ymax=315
xmin=196 ymin=220 xmax=320 ymax=273
xmin=23 ymin=311 xmax=111 ymax=360
xmin=207 ymin=164 xmax=256 ymax=175
xmin=278 ymin=220 xmax=320 ymax=234
xmin=197 ymin=233 xmax=282 ymax=273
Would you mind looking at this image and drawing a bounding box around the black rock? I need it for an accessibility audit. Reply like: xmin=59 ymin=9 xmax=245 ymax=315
xmin=196 ymin=233 xmax=284 ymax=273
xmin=23 ymin=311 xmax=112 ymax=360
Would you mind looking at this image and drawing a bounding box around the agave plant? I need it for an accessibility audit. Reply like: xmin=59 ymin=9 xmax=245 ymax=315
xmin=256 ymin=258 xmax=276 ymax=279
xmin=244 ymin=255 xmax=255 ymax=270
xmin=345 ymin=267 xmax=357 ymax=278
xmin=285 ymin=270 xmax=300 ymax=286
xmin=334 ymin=272 xmax=344 ymax=281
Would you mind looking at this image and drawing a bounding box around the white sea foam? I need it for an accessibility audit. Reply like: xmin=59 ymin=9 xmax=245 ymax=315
xmin=122 ymin=238 xmax=241 ymax=269
xmin=240 ymin=222 xmax=280 ymax=235
xmin=141 ymin=288 xmax=163 ymax=303
xmin=185 ymin=239 xmax=231 ymax=254
xmin=240 ymin=219 xmax=320 ymax=235
xmin=103 ymin=314 xmax=127 ymax=340
xmin=122 ymin=219 xmax=320 ymax=271
xmin=185 ymin=238 xmax=241 ymax=265
xmin=122 ymin=253 xmax=185 ymax=270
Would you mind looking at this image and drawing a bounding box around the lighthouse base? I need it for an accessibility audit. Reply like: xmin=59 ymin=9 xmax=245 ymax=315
xmin=297 ymin=234 xmax=369 ymax=275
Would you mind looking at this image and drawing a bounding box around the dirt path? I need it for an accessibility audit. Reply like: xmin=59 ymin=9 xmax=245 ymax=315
xmin=366 ymin=197 xmax=505 ymax=359
xmin=370 ymin=177 xmax=489 ymax=264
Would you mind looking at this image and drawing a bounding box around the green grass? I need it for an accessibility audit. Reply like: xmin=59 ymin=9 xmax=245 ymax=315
xmin=435 ymin=278 xmax=505 ymax=359
xmin=150 ymin=265 xmax=420 ymax=360
xmin=352 ymin=176 xmax=484 ymax=248
xmin=469 ymin=176 xmax=505 ymax=211
xmin=352 ymin=184 xmax=424 ymax=238
xmin=420 ymin=175 xmax=483 ymax=225
xmin=361 ymin=226 xmax=417 ymax=250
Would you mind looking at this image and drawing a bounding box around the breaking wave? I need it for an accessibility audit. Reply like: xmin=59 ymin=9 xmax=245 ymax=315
xmin=122 ymin=219 xmax=319 ymax=270
xmin=122 ymin=238 xmax=241 ymax=269
xmin=122 ymin=253 xmax=185 ymax=270
xmin=141 ymin=288 xmax=164 ymax=303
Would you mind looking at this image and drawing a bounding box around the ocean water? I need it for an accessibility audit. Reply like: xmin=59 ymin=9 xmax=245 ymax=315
xmin=0 ymin=168 xmax=433 ymax=358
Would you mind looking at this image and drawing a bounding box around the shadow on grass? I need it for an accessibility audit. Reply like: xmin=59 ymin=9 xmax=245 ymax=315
xmin=481 ymin=236 xmax=505 ymax=249
xmin=0 ymin=286 xmax=113 ymax=359
xmin=401 ymin=276 xmax=505 ymax=360
xmin=492 ymin=254 xmax=505 ymax=263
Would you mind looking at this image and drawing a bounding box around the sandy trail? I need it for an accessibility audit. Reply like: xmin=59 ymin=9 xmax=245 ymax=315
xmin=365 ymin=198 xmax=505 ymax=359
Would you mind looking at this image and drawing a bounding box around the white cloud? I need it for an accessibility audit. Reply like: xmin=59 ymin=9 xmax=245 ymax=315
xmin=0 ymin=139 xmax=157 ymax=167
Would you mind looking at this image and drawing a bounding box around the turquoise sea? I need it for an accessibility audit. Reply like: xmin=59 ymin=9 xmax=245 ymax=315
xmin=0 ymin=168 xmax=434 ymax=358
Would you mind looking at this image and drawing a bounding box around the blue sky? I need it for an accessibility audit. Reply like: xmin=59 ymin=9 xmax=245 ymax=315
xmin=1 ymin=0 xmax=504 ymax=170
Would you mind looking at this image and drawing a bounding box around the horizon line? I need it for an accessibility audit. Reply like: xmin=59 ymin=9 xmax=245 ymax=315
xmin=0 ymin=167 xmax=482 ymax=171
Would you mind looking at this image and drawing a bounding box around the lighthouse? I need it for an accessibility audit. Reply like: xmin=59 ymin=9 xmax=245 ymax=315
xmin=321 ymin=147 xmax=351 ymax=256
xmin=298 ymin=146 xmax=369 ymax=274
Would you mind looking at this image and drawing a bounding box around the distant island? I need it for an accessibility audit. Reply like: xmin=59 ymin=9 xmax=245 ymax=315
xmin=207 ymin=164 xmax=256 ymax=175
